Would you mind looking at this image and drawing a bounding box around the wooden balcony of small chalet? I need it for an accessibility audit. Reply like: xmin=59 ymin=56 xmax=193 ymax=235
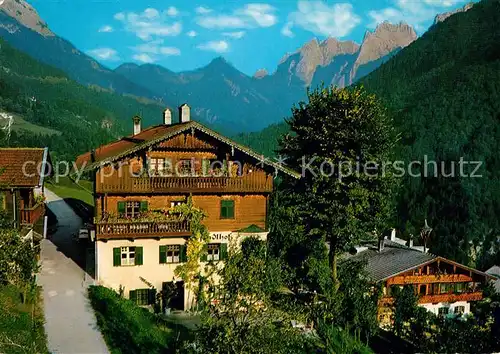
xmin=20 ymin=202 xmax=45 ymax=225
xmin=386 ymin=274 xmax=473 ymax=285
xmin=95 ymin=172 xmax=274 ymax=194
xmin=95 ymin=212 xmax=191 ymax=240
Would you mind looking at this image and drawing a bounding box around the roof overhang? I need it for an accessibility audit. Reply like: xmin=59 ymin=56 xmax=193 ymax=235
xmin=75 ymin=121 xmax=300 ymax=179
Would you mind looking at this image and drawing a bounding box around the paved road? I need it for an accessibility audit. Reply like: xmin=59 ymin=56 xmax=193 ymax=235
xmin=38 ymin=189 xmax=109 ymax=354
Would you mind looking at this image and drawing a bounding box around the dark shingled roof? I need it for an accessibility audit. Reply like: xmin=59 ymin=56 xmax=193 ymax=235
xmin=345 ymin=240 xmax=437 ymax=282
xmin=0 ymin=148 xmax=49 ymax=187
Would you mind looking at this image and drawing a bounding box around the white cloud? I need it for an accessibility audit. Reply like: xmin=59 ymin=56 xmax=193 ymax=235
xmin=133 ymin=53 xmax=156 ymax=63
xmin=368 ymin=0 xmax=466 ymax=30
xmin=241 ymin=3 xmax=277 ymax=27
xmin=132 ymin=42 xmax=181 ymax=56
xmin=87 ymin=48 xmax=120 ymax=61
xmin=223 ymin=31 xmax=246 ymax=39
xmin=115 ymin=8 xmax=182 ymax=41
xmin=281 ymin=22 xmax=294 ymax=37
xmin=287 ymin=1 xmax=361 ymax=38
xmin=196 ymin=3 xmax=277 ymax=29
xmin=166 ymin=6 xmax=179 ymax=17
xmin=98 ymin=25 xmax=114 ymax=33
xmin=186 ymin=30 xmax=198 ymax=37
xmin=195 ymin=6 xmax=213 ymax=15
xmin=114 ymin=12 xmax=125 ymax=21
xmin=197 ymin=40 xmax=229 ymax=53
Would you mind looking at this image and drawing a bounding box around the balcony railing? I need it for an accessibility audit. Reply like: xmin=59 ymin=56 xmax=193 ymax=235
xmin=418 ymin=291 xmax=483 ymax=304
xmin=386 ymin=274 xmax=473 ymax=285
xmin=95 ymin=219 xmax=191 ymax=239
xmin=379 ymin=291 xmax=483 ymax=306
xmin=20 ymin=202 xmax=45 ymax=225
xmin=96 ymin=175 xmax=273 ymax=194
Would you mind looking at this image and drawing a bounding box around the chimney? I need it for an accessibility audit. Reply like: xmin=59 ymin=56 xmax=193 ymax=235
xmin=390 ymin=228 xmax=396 ymax=241
xmin=179 ymin=104 xmax=190 ymax=123
xmin=408 ymin=234 xmax=414 ymax=248
xmin=378 ymin=236 xmax=385 ymax=252
xmin=133 ymin=116 xmax=141 ymax=135
xmin=163 ymin=108 xmax=172 ymax=125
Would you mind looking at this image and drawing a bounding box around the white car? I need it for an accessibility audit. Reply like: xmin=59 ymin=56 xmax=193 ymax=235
xmin=78 ymin=229 xmax=89 ymax=240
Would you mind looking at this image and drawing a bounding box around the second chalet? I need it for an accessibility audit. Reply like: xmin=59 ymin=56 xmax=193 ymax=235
xmin=76 ymin=104 xmax=298 ymax=310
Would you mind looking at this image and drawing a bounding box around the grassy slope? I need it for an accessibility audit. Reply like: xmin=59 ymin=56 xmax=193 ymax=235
xmin=46 ymin=177 xmax=94 ymax=206
xmin=0 ymin=37 xmax=164 ymax=160
xmin=0 ymin=112 xmax=60 ymax=136
xmin=0 ymin=285 xmax=47 ymax=353
xmin=88 ymin=286 xmax=190 ymax=354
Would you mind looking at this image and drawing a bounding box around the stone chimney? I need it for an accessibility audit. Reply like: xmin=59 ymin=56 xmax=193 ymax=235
xmin=390 ymin=229 xmax=396 ymax=242
xmin=163 ymin=108 xmax=172 ymax=125
xmin=378 ymin=236 xmax=385 ymax=252
xmin=133 ymin=115 xmax=141 ymax=135
xmin=408 ymin=234 xmax=414 ymax=248
xmin=179 ymin=104 xmax=190 ymax=123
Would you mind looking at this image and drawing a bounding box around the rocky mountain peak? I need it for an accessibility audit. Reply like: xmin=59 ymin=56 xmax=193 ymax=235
xmin=0 ymin=0 xmax=53 ymax=36
xmin=253 ymin=69 xmax=268 ymax=79
xmin=434 ymin=2 xmax=474 ymax=25
xmin=355 ymin=21 xmax=417 ymax=68
xmin=320 ymin=37 xmax=360 ymax=63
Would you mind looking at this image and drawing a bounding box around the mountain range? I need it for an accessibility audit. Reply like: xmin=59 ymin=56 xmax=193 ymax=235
xmin=0 ymin=0 xmax=417 ymax=134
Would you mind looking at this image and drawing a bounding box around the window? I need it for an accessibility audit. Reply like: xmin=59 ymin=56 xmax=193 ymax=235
xmin=179 ymin=159 xmax=193 ymax=176
xmin=121 ymin=246 xmax=136 ymax=266
xmin=170 ymin=200 xmax=184 ymax=208
xmin=454 ymin=306 xmax=465 ymax=315
xmin=130 ymin=289 xmax=154 ymax=306
xmin=113 ymin=247 xmax=143 ymax=266
xmin=455 ymin=282 xmax=465 ymax=293
xmin=201 ymin=243 xmax=228 ymax=262
xmin=149 ymin=158 xmax=164 ymax=174
xmin=220 ymin=200 xmax=235 ymax=219
xmin=207 ymin=244 xmax=220 ymax=261
xmin=160 ymin=245 xmax=181 ymax=264
xmin=117 ymin=201 xmax=147 ymax=218
xmin=438 ymin=307 xmax=449 ymax=316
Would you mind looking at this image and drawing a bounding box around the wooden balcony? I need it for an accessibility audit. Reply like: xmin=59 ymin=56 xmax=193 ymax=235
xmin=386 ymin=274 xmax=473 ymax=285
xmin=379 ymin=291 xmax=483 ymax=307
xmin=20 ymin=202 xmax=45 ymax=225
xmin=95 ymin=219 xmax=191 ymax=240
xmin=418 ymin=291 xmax=483 ymax=304
xmin=96 ymin=174 xmax=273 ymax=194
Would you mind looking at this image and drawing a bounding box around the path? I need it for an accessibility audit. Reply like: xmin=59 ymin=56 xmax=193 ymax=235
xmin=38 ymin=189 xmax=109 ymax=354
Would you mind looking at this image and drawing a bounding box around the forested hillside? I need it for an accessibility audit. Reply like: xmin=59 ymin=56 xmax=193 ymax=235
xmin=0 ymin=38 xmax=164 ymax=161
xmin=237 ymin=0 xmax=500 ymax=268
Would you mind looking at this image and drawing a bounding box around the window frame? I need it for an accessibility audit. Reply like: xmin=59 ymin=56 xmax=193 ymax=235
xmin=125 ymin=201 xmax=141 ymax=218
xmin=136 ymin=289 xmax=150 ymax=306
xmin=438 ymin=307 xmax=449 ymax=316
xmin=454 ymin=306 xmax=465 ymax=315
xmin=207 ymin=243 xmax=220 ymax=261
xmin=166 ymin=245 xmax=181 ymax=264
xmin=121 ymin=246 xmax=136 ymax=266
xmin=220 ymin=200 xmax=235 ymax=219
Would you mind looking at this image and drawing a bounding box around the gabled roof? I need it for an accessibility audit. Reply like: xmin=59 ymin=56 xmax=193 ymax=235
xmin=344 ymin=240 xmax=490 ymax=282
xmin=75 ymin=121 xmax=300 ymax=178
xmin=0 ymin=147 xmax=50 ymax=188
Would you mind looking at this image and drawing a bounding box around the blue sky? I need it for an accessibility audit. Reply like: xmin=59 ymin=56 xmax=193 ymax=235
xmin=31 ymin=0 xmax=469 ymax=76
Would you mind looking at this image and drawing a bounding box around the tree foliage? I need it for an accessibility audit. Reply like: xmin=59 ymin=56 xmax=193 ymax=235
xmin=276 ymin=86 xmax=396 ymax=285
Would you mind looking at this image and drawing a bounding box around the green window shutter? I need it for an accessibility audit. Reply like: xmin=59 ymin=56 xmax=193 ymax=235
xmin=180 ymin=245 xmax=187 ymax=262
xmin=140 ymin=201 xmax=148 ymax=212
xmin=148 ymin=288 xmax=156 ymax=305
xmin=220 ymin=243 xmax=228 ymax=261
xmin=159 ymin=246 xmax=166 ymax=264
xmin=129 ymin=290 xmax=137 ymax=303
xmin=135 ymin=247 xmax=143 ymax=265
xmin=200 ymin=244 xmax=208 ymax=262
xmin=202 ymin=159 xmax=210 ymax=176
xmin=221 ymin=200 xmax=234 ymax=219
xmin=113 ymin=248 xmax=121 ymax=267
xmin=117 ymin=202 xmax=126 ymax=216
